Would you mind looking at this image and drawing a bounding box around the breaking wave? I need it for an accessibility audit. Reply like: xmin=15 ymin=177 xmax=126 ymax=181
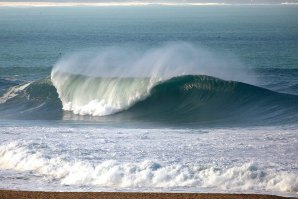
xmin=1 ymin=43 xmax=298 ymax=124
xmin=51 ymin=71 xmax=155 ymax=116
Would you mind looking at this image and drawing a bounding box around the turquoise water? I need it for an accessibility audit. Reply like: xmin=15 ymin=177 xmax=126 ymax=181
xmin=0 ymin=5 xmax=298 ymax=196
xmin=0 ymin=6 xmax=297 ymax=69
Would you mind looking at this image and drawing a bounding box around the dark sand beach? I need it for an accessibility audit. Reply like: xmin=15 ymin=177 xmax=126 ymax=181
xmin=0 ymin=191 xmax=295 ymax=199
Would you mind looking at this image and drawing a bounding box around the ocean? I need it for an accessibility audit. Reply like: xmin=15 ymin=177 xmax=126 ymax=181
xmin=0 ymin=5 xmax=297 ymax=197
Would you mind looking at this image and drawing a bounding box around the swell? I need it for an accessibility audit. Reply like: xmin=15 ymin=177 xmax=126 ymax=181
xmin=0 ymin=74 xmax=298 ymax=125
xmin=0 ymin=77 xmax=63 ymax=119
xmin=0 ymin=78 xmax=20 ymax=96
xmin=116 ymin=75 xmax=298 ymax=125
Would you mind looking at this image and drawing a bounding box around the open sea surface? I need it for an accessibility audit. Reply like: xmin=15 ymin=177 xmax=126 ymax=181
xmin=0 ymin=5 xmax=297 ymax=197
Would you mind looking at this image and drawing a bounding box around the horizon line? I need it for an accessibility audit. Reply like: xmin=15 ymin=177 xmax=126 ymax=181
xmin=0 ymin=1 xmax=297 ymax=7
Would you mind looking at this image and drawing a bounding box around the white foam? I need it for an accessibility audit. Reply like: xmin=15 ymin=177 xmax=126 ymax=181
xmin=0 ymin=83 xmax=30 ymax=103
xmin=63 ymin=100 xmax=121 ymax=116
xmin=0 ymin=141 xmax=297 ymax=194
xmin=281 ymin=2 xmax=298 ymax=5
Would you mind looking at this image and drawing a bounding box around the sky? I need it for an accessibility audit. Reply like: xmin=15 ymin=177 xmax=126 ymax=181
xmin=0 ymin=0 xmax=298 ymax=4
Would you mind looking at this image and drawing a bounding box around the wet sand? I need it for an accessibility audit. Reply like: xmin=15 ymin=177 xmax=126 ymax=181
xmin=0 ymin=190 xmax=294 ymax=199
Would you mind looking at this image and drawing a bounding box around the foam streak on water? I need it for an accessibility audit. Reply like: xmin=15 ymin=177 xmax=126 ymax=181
xmin=0 ymin=123 xmax=297 ymax=196
xmin=0 ymin=83 xmax=30 ymax=103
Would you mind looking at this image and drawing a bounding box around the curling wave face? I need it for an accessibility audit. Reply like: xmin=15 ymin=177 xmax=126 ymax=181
xmin=1 ymin=73 xmax=298 ymax=125
xmin=51 ymin=71 xmax=156 ymax=116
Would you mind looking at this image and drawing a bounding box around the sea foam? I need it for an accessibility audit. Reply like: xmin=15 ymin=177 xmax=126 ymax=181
xmin=0 ymin=83 xmax=30 ymax=103
xmin=0 ymin=141 xmax=297 ymax=194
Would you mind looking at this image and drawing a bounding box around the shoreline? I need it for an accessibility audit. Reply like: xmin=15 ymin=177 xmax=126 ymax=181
xmin=0 ymin=191 xmax=295 ymax=199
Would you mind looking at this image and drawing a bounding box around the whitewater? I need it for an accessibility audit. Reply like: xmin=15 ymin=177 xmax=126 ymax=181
xmin=0 ymin=5 xmax=298 ymax=197
xmin=0 ymin=124 xmax=297 ymax=196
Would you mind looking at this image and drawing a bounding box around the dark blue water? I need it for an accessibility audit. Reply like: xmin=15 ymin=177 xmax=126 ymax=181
xmin=0 ymin=6 xmax=297 ymax=69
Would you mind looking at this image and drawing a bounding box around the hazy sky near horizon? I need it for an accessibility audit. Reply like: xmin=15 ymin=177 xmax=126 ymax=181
xmin=0 ymin=0 xmax=298 ymax=4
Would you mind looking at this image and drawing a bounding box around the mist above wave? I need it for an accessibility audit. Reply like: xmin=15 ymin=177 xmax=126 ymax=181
xmin=52 ymin=42 xmax=252 ymax=80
